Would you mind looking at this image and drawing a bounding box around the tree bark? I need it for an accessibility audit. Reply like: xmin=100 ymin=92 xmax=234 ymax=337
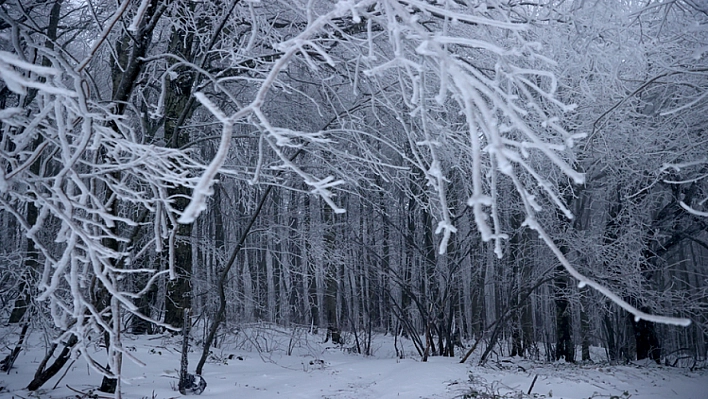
xmin=554 ymin=270 xmax=574 ymax=362
xmin=162 ymin=21 xmax=197 ymax=328
xmin=0 ymin=323 xmax=29 ymax=372
xmin=27 ymin=334 xmax=78 ymax=391
xmin=178 ymin=308 xmax=192 ymax=394
xmin=632 ymin=310 xmax=661 ymax=363
xmin=580 ymin=288 xmax=591 ymax=362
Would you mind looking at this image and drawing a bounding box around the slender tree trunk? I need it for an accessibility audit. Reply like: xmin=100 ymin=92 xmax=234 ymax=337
xmin=0 ymin=323 xmax=29 ymax=372
xmin=178 ymin=308 xmax=191 ymax=394
xmin=603 ymin=313 xmax=618 ymax=362
xmin=554 ymin=269 xmax=574 ymax=362
xmin=580 ymin=288 xmax=591 ymax=362
xmin=27 ymin=334 xmax=78 ymax=391
xmin=196 ymin=148 xmax=303 ymax=375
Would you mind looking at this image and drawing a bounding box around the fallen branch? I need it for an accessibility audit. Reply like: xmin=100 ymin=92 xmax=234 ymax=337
xmin=527 ymin=374 xmax=538 ymax=395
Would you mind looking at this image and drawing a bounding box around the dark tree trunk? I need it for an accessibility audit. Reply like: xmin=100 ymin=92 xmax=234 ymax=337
xmin=580 ymin=289 xmax=591 ymax=361
xmin=554 ymin=271 xmax=574 ymax=362
xmin=632 ymin=312 xmax=661 ymax=363
xmin=99 ymin=363 xmax=118 ymax=393
xmin=97 ymin=294 xmax=117 ymax=392
xmin=132 ymin=280 xmax=158 ymax=334
xmin=162 ymin=20 xmax=197 ymax=329
xmin=178 ymin=308 xmax=191 ymax=394
xmin=511 ymin=327 xmax=523 ymax=357
xmin=164 ymin=235 xmax=193 ymax=329
xmin=6 ymin=0 xmax=63 ymax=324
xmin=164 ymin=0 xmax=241 ymax=331
xmin=323 ymin=203 xmax=338 ymax=329
xmin=555 ymin=297 xmax=574 ymax=362
xmin=0 ymin=323 xmax=29 ymax=372
xmin=604 ymin=313 xmax=618 ymax=362
xmin=27 ymin=334 xmax=78 ymax=391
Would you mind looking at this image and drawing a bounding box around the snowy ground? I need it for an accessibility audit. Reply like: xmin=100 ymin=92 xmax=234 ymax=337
xmin=1 ymin=325 xmax=706 ymax=398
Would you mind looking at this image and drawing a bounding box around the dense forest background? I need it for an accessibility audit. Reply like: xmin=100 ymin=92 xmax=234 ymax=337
xmin=0 ymin=0 xmax=706 ymax=395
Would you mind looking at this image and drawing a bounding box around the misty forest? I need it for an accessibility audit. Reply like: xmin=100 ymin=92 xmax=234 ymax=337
xmin=0 ymin=0 xmax=707 ymax=398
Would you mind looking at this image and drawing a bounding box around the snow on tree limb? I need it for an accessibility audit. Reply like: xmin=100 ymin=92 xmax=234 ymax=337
xmin=523 ymin=215 xmax=691 ymax=327
xmin=1 ymin=6 xmax=701 ymax=394
xmin=179 ymin=1 xmax=377 ymax=222
xmin=179 ymin=93 xmax=234 ymax=224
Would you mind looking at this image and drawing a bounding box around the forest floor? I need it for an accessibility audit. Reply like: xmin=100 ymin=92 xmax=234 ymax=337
xmin=0 ymin=324 xmax=706 ymax=399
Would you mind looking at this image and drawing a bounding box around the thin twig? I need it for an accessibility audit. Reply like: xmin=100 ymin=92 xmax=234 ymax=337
xmin=53 ymin=359 xmax=77 ymax=390
xmin=76 ymin=0 xmax=131 ymax=72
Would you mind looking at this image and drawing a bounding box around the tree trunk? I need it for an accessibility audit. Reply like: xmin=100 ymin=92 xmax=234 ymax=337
xmin=178 ymin=308 xmax=191 ymax=394
xmin=195 ymin=153 xmax=301 ymax=375
xmin=27 ymin=334 xmax=78 ymax=391
xmin=603 ymin=313 xmax=618 ymax=362
xmin=580 ymin=288 xmax=591 ymax=362
xmin=0 ymin=323 xmax=29 ymax=372
xmin=7 ymin=0 xmax=65 ymax=325
xmin=632 ymin=311 xmax=661 ymax=363
xmin=554 ymin=271 xmax=574 ymax=362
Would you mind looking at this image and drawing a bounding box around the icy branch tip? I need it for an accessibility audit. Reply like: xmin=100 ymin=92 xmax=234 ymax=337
xmin=571 ymin=172 xmax=585 ymax=185
xmin=634 ymin=314 xmax=691 ymax=327
xmin=194 ymin=92 xmax=230 ymax=123
xmin=178 ymin=201 xmax=205 ymax=224
xmin=178 ymin=181 xmax=217 ymax=224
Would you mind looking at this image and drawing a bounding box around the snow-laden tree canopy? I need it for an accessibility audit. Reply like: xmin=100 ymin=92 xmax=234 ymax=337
xmin=0 ymin=0 xmax=705 ymax=395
